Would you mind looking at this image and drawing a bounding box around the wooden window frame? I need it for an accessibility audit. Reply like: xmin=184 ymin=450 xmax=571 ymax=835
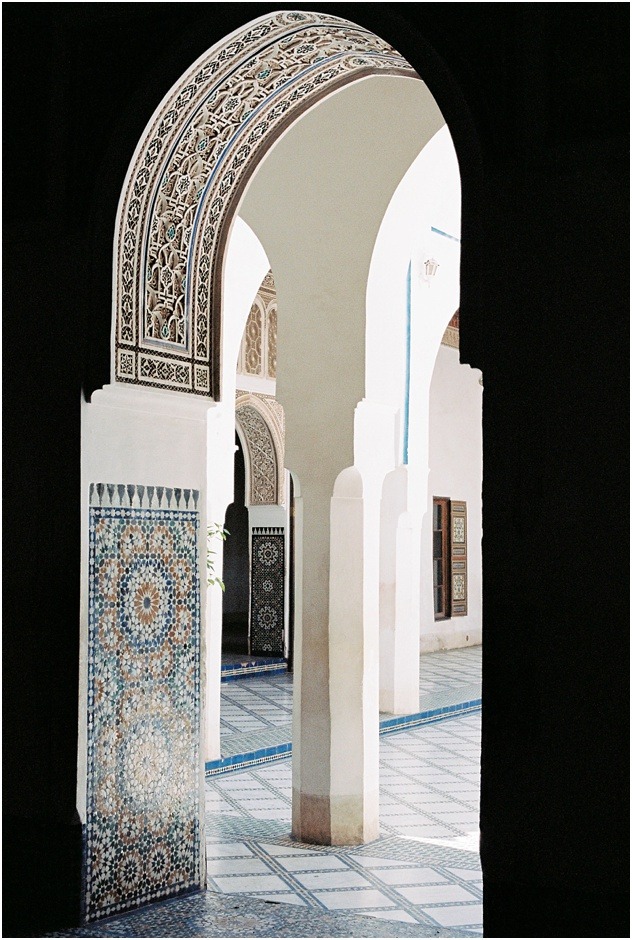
xmin=433 ymin=497 xmax=468 ymax=620
xmin=433 ymin=497 xmax=451 ymax=620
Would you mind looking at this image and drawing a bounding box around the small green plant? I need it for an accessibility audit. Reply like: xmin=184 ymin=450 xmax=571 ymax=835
xmin=207 ymin=522 xmax=229 ymax=591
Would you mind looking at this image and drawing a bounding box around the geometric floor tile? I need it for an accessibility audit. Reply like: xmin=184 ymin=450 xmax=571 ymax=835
xmin=423 ymin=903 xmax=484 ymax=927
xmin=399 ymin=883 xmax=479 ymax=904
xmin=211 ymin=874 xmax=289 ymax=893
xmin=205 ymin=706 xmax=483 ymax=932
xmin=313 ymin=889 xmax=398 ymax=909
xmin=371 ymin=868 xmax=450 ymax=885
xmin=49 ymin=647 xmax=483 ymax=937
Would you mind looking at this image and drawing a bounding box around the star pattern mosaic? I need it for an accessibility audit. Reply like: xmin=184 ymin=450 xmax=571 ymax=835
xmin=250 ymin=531 xmax=285 ymax=656
xmin=85 ymin=488 xmax=202 ymax=921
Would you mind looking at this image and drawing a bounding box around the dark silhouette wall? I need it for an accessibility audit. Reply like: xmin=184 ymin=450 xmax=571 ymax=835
xmin=222 ymin=435 xmax=250 ymax=648
xmin=3 ymin=4 xmax=628 ymax=936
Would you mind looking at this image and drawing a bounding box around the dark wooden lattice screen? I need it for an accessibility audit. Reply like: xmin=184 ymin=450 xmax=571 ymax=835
xmin=250 ymin=528 xmax=285 ymax=656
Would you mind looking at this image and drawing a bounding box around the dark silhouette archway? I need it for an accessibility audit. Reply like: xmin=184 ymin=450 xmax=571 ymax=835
xmin=2 ymin=6 xmax=627 ymax=937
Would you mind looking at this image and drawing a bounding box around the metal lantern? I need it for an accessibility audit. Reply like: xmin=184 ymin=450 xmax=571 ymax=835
xmin=424 ymin=257 xmax=439 ymax=278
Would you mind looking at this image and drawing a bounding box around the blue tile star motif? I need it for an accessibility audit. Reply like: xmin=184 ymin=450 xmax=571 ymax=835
xmin=86 ymin=495 xmax=202 ymax=922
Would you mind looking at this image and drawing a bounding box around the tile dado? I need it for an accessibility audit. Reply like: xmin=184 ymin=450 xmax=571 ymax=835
xmin=85 ymin=483 xmax=203 ymax=922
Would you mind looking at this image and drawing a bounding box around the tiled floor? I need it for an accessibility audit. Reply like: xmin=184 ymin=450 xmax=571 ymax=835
xmin=48 ymin=647 xmax=482 ymax=937
xmin=206 ymin=709 xmax=482 ymax=934
xmin=221 ymin=673 xmax=293 ymax=738
xmin=47 ymin=889 xmax=475 ymax=937
xmin=215 ymin=646 xmax=482 ymax=770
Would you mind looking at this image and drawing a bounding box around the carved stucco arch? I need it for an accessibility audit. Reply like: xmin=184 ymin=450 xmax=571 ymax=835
xmin=113 ymin=10 xmax=418 ymax=398
xmin=235 ymin=392 xmax=285 ymax=506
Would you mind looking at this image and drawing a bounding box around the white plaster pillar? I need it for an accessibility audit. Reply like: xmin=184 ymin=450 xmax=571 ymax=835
xmin=239 ymin=76 xmax=446 ymax=845
xmin=379 ymin=467 xmax=420 ymax=714
xmin=205 ymin=405 xmax=236 ymax=761
xmin=290 ymin=478 xmax=306 ymax=835
xmin=329 ymin=467 xmax=379 ymax=844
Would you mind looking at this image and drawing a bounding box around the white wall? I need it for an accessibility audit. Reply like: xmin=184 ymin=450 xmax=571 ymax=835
xmin=421 ymin=343 xmax=483 ymax=651
xmin=366 ymin=124 xmax=461 ymax=430
xmin=366 ymin=124 xmax=463 ymax=710
xmin=203 ymin=218 xmax=271 ymax=757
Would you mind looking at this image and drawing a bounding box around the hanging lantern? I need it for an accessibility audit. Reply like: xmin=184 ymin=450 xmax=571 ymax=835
xmin=424 ymin=257 xmax=439 ymax=278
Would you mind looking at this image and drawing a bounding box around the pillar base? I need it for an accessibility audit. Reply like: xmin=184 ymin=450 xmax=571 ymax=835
xmin=292 ymin=790 xmax=379 ymax=846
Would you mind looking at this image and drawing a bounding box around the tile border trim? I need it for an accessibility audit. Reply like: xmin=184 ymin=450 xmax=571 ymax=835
xmin=206 ymin=700 xmax=481 ymax=776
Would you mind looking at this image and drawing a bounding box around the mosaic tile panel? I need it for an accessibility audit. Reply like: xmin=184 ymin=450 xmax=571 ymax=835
xmin=250 ymin=529 xmax=285 ymax=656
xmin=85 ymin=483 xmax=202 ymax=922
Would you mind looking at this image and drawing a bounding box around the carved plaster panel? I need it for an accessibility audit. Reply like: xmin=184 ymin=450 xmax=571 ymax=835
xmin=114 ymin=11 xmax=418 ymax=396
xmin=440 ymin=326 xmax=460 ymax=349
xmin=235 ymin=391 xmax=285 ymax=506
xmin=238 ymin=269 xmax=277 ymax=380
xmin=441 ymin=309 xmax=460 ymax=349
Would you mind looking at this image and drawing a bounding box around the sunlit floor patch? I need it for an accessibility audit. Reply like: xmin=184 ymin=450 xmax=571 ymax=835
xmin=206 ymin=710 xmax=482 ymax=933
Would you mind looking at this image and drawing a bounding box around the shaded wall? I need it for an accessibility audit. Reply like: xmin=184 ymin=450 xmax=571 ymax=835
xmin=222 ymin=436 xmax=249 ymax=621
xmin=421 ymin=344 xmax=483 ymax=651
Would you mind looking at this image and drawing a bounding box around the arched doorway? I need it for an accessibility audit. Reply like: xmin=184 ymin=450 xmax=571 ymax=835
xmin=80 ymin=8 xmax=466 ymax=922
xmin=221 ymin=432 xmax=249 ymax=654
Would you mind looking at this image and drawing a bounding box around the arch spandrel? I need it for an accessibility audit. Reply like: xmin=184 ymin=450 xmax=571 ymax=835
xmin=113 ymin=10 xmax=419 ymax=398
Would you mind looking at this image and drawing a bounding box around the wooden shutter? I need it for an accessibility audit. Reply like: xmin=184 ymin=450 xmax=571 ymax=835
xmin=450 ymin=501 xmax=467 ymax=616
xmin=433 ymin=498 xmax=450 ymax=619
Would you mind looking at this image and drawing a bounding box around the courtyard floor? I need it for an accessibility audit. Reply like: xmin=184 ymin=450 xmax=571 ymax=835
xmin=48 ymin=647 xmax=483 ymax=938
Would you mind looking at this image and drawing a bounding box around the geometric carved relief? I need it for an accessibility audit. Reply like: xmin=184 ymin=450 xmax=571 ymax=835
xmin=85 ymin=483 xmax=202 ymax=921
xmin=236 ymin=391 xmax=285 ymax=506
xmin=450 ymin=500 xmax=467 ymax=616
xmin=114 ymin=11 xmax=417 ymax=396
xmin=235 ymin=401 xmax=278 ymax=505
xmin=250 ymin=528 xmax=285 ymax=657
xmin=238 ymin=269 xmax=277 ymax=380
xmin=242 ymin=301 xmax=263 ymax=375
xmin=267 ymin=305 xmax=278 ymax=379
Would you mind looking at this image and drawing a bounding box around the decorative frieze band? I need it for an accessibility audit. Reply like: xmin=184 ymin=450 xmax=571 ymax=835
xmin=441 ymin=325 xmax=459 ymax=349
xmin=89 ymin=482 xmax=199 ymax=511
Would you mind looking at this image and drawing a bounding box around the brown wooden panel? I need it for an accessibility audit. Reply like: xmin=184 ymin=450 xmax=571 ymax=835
xmin=451 ymin=501 xmax=467 ymax=616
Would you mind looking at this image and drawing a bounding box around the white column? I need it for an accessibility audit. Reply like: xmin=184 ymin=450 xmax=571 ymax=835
xmin=205 ymin=405 xmax=236 ymax=762
xmin=328 ymin=467 xmax=379 ymax=844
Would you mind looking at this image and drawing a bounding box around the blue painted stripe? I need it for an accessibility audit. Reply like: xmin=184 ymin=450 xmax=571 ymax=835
xmin=403 ymin=261 xmax=412 ymax=465
xmin=205 ymin=698 xmax=481 ymax=776
xmin=221 ymin=664 xmax=287 ymax=683
xmin=220 ymin=658 xmax=287 ymax=682
xmin=431 ymin=226 xmax=461 ymax=243
xmin=205 ymin=743 xmax=294 ymax=777
xmin=221 ymin=657 xmax=285 ymax=671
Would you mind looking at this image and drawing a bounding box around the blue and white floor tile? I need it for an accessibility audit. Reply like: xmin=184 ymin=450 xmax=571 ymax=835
xmin=206 ymin=710 xmax=483 ymax=935
xmin=47 ymin=648 xmax=482 ymax=938
xmin=214 ymin=646 xmax=482 ymax=773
